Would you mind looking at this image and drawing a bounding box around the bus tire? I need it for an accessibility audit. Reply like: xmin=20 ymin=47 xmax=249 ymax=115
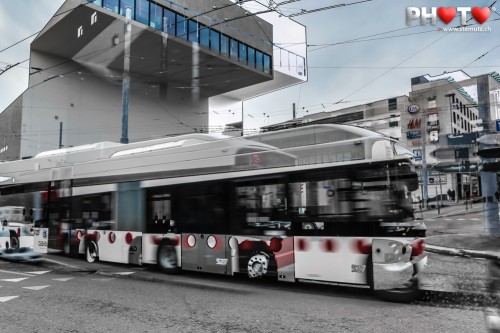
xmin=157 ymin=239 xmax=180 ymax=274
xmin=9 ymin=233 xmax=19 ymax=250
xmin=366 ymin=254 xmax=422 ymax=303
xmin=85 ymin=240 xmax=98 ymax=263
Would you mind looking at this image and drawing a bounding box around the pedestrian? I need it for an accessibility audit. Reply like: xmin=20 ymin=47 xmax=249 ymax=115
xmin=447 ymin=189 xmax=452 ymax=201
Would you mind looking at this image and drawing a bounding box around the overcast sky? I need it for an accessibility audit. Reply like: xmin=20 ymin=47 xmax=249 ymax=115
xmin=0 ymin=0 xmax=499 ymax=134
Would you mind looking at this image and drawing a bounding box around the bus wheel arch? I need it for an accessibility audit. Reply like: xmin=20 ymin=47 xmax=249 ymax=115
xmin=157 ymin=238 xmax=180 ymax=274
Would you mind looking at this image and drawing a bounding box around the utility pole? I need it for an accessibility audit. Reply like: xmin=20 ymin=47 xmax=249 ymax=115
xmin=59 ymin=122 xmax=63 ymax=149
xmin=292 ymin=103 xmax=296 ymax=119
xmin=421 ymin=113 xmax=429 ymax=209
xmin=120 ymin=6 xmax=132 ymax=144
xmin=476 ymin=77 xmax=500 ymax=235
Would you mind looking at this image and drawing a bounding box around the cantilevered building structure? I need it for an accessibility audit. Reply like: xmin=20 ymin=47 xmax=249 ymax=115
xmin=0 ymin=0 xmax=307 ymax=160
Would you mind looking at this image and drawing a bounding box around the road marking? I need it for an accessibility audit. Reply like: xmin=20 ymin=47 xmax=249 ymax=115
xmin=26 ymin=271 xmax=51 ymax=275
xmin=0 ymin=269 xmax=35 ymax=277
xmin=471 ymin=218 xmax=480 ymax=221
xmin=52 ymin=277 xmax=73 ymax=282
xmin=91 ymin=278 xmax=116 ymax=281
xmin=0 ymin=277 xmax=29 ymax=282
xmin=114 ymin=272 xmax=135 ymax=276
xmin=0 ymin=296 xmax=19 ymax=303
xmin=23 ymin=285 xmax=50 ymax=291
xmin=444 ymin=218 xmax=452 ymax=221
xmin=42 ymin=258 xmax=81 ymax=270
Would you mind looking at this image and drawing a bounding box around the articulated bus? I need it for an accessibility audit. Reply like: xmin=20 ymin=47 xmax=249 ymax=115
xmin=0 ymin=125 xmax=427 ymax=302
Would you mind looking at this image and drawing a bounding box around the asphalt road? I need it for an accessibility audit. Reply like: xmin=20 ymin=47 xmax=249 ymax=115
xmin=0 ymin=257 xmax=489 ymax=333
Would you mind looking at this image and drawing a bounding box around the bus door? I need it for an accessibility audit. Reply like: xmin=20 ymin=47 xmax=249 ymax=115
xmin=178 ymin=185 xmax=228 ymax=274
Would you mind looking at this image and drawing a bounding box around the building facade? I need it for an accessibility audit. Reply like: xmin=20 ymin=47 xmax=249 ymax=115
xmin=402 ymin=71 xmax=500 ymax=202
xmin=260 ymin=96 xmax=409 ymax=140
xmin=0 ymin=0 xmax=307 ymax=160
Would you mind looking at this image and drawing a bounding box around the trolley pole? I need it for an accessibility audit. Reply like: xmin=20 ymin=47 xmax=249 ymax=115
xmin=120 ymin=6 xmax=132 ymax=144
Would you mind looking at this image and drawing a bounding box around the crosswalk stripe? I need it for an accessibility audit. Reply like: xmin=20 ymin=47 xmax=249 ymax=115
xmin=114 ymin=272 xmax=134 ymax=276
xmin=26 ymin=271 xmax=51 ymax=275
xmin=0 ymin=296 xmax=19 ymax=302
xmin=23 ymin=285 xmax=50 ymax=291
xmin=0 ymin=277 xmax=29 ymax=282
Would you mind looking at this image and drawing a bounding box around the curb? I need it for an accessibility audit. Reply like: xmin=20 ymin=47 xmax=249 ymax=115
xmin=426 ymin=244 xmax=500 ymax=260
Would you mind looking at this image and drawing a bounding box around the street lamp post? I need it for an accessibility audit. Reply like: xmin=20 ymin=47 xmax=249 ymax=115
xmin=120 ymin=6 xmax=132 ymax=144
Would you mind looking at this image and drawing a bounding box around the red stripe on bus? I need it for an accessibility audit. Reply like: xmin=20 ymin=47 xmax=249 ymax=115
xmin=275 ymin=250 xmax=294 ymax=268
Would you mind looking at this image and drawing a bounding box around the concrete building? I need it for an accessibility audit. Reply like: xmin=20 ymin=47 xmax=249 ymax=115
xmin=260 ymin=95 xmax=409 ymax=140
xmin=0 ymin=0 xmax=307 ymax=161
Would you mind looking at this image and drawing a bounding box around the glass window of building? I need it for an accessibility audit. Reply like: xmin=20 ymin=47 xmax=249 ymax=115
xmin=256 ymin=50 xmax=263 ymax=71
xmin=220 ymin=34 xmax=229 ymax=57
xmin=388 ymin=98 xmax=397 ymax=111
xmin=247 ymin=47 xmax=256 ymax=68
xmin=136 ymin=0 xmax=149 ymax=25
xmin=239 ymin=43 xmax=247 ymax=64
xmin=263 ymin=53 xmax=271 ymax=74
xmin=149 ymin=2 xmax=162 ymax=29
xmin=176 ymin=14 xmax=187 ymax=39
xmin=163 ymin=8 xmax=176 ymax=35
xmin=230 ymin=38 xmax=239 ymax=60
xmin=92 ymin=0 xmax=103 ymax=6
xmin=210 ymin=29 xmax=220 ymax=53
xmin=188 ymin=20 xmax=198 ymax=42
xmin=199 ymin=25 xmax=210 ymax=48
xmin=119 ymin=0 xmax=135 ymax=19
xmin=103 ymin=0 xmax=118 ymax=13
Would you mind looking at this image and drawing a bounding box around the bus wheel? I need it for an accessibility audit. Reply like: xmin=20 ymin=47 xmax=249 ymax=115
xmin=247 ymin=253 xmax=269 ymax=278
xmin=9 ymin=235 xmax=19 ymax=250
xmin=157 ymin=239 xmax=180 ymax=274
xmin=366 ymin=255 xmax=422 ymax=303
xmin=85 ymin=240 xmax=98 ymax=263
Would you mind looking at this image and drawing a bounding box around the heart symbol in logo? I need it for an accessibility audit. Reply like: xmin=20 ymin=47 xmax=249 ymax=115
xmin=437 ymin=7 xmax=456 ymax=24
xmin=471 ymin=7 xmax=490 ymax=24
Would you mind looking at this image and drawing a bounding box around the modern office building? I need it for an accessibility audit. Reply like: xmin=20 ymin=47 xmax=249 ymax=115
xmin=0 ymin=0 xmax=307 ymax=160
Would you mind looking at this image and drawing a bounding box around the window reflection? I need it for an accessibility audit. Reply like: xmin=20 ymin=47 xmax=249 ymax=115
xmin=210 ymin=29 xmax=220 ymax=53
xmin=176 ymin=14 xmax=187 ymax=39
xmin=263 ymin=54 xmax=271 ymax=75
xmin=256 ymin=51 xmax=263 ymax=71
xmin=199 ymin=26 xmax=210 ymax=48
xmin=119 ymin=0 xmax=135 ymax=18
xmin=239 ymin=43 xmax=247 ymax=64
xmin=135 ymin=0 xmax=149 ymax=25
xmin=163 ymin=8 xmax=176 ymax=35
xmin=188 ymin=20 xmax=198 ymax=42
xmin=230 ymin=38 xmax=238 ymax=60
xmin=149 ymin=2 xmax=162 ymax=29
xmin=103 ymin=0 xmax=118 ymax=13
xmin=247 ymin=47 xmax=256 ymax=68
xmin=220 ymin=34 xmax=229 ymax=57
